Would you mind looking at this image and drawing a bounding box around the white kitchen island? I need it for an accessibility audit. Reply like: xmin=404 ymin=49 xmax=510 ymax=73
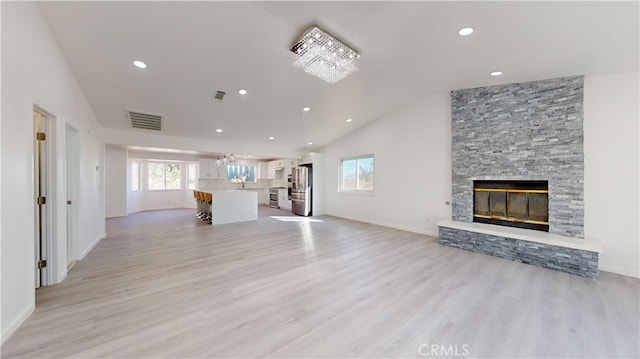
xmin=201 ymin=189 xmax=258 ymax=225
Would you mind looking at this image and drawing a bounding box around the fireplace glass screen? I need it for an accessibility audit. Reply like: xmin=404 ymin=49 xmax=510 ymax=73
xmin=473 ymin=180 xmax=549 ymax=231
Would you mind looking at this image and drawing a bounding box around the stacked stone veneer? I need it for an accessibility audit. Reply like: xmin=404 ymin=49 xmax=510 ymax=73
xmin=439 ymin=227 xmax=598 ymax=278
xmin=451 ymin=76 xmax=584 ymax=238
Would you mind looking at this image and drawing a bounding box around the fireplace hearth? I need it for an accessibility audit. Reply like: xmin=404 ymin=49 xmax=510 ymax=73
xmin=473 ymin=180 xmax=548 ymax=232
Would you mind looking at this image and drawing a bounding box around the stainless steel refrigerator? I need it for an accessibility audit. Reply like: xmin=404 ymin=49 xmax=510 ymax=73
xmin=291 ymin=166 xmax=312 ymax=216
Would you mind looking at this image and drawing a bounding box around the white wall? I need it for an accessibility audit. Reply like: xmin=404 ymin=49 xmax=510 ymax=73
xmin=323 ymin=75 xmax=639 ymax=278
xmin=1 ymin=2 xmax=105 ymax=343
xmin=105 ymin=147 xmax=127 ymax=217
xmin=323 ymin=94 xmax=453 ymax=236
xmin=584 ymin=72 xmax=639 ymax=278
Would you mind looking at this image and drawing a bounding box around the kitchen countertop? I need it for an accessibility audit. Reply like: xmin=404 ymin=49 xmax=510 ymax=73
xmin=196 ymin=189 xmax=258 ymax=225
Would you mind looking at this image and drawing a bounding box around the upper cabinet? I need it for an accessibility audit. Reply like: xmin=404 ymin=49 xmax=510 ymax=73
xmin=265 ymin=159 xmax=286 ymax=180
xmin=257 ymin=160 xmax=282 ymax=180
xmin=270 ymin=159 xmax=285 ymax=169
xmin=197 ymin=159 xmax=225 ymax=179
xmin=198 ymin=159 xmax=213 ymax=179
xmin=257 ymin=162 xmax=269 ymax=180
xmin=264 ymin=158 xmax=301 ymax=180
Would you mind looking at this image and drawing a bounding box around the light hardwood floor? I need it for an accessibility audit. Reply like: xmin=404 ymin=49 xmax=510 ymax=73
xmin=2 ymin=207 xmax=638 ymax=358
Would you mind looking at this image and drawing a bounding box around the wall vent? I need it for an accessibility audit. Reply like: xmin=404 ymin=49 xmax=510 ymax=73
xmin=214 ymin=90 xmax=226 ymax=100
xmin=127 ymin=110 xmax=162 ymax=131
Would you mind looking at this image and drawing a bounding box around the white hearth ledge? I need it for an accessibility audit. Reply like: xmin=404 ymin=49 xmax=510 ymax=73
xmin=437 ymin=220 xmax=603 ymax=253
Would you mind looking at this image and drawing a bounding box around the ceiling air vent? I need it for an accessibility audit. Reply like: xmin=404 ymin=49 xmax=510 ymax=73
xmin=214 ymin=90 xmax=226 ymax=100
xmin=127 ymin=110 xmax=162 ymax=131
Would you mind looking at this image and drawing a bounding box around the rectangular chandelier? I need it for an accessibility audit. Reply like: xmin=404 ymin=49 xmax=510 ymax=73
xmin=290 ymin=26 xmax=360 ymax=84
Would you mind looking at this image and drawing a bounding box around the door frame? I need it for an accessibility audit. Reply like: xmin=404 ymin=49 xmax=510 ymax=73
xmin=65 ymin=124 xmax=80 ymax=269
xmin=33 ymin=104 xmax=69 ymax=287
xmin=33 ymin=106 xmax=53 ymax=287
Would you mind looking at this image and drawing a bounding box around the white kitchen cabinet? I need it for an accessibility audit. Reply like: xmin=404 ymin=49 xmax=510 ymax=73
xmin=258 ymin=189 xmax=269 ymax=205
xmin=214 ymin=165 xmax=226 ymax=179
xmin=257 ymin=162 xmax=269 ymax=180
xmin=282 ymin=158 xmax=299 ymax=179
xmin=278 ymin=188 xmax=290 ymax=211
xmin=267 ymin=160 xmax=286 ymax=179
xmin=266 ymin=161 xmax=275 ymax=179
xmin=273 ymin=160 xmax=287 ymax=180
xmin=198 ymin=159 xmax=225 ymax=179
xmin=271 ymin=159 xmax=286 ymax=169
xmin=198 ymin=159 xmax=213 ymax=179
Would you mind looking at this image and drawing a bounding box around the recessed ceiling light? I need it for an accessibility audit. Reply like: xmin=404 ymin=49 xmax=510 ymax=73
xmin=216 ymin=129 xmax=223 ymax=133
xmin=133 ymin=60 xmax=147 ymax=69
xmin=238 ymin=89 xmax=248 ymax=95
xmin=307 ymin=142 xmax=313 ymax=145
xmin=346 ymin=118 xmax=353 ymax=123
xmin=268 ymin=136 xmax=275 ymax=140
xmin=458 ymin=27 xmax=474 ymax=36
xmin=491 ymin=71 xmax=503 ymax=76
xmin=303 ymin=107 xmax=310 ymax=112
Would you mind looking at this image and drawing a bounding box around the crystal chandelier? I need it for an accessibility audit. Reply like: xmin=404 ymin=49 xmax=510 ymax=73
xmin=290 ymin=26 xmax=360 ymax=84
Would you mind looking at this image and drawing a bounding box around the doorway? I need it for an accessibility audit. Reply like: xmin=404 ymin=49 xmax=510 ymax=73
xmin=33 ymin=108 xmax=51 ymax=288
xmin=66 ymin=125 xmax=79 ymax=270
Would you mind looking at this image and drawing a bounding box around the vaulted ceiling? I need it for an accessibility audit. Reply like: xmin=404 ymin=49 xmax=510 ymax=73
xmin=38 ymin=1 xmax=639 ymax=156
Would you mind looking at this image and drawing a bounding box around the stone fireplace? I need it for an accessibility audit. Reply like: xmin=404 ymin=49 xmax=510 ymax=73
xmin=438 ymin=76 xmax=601 ymax=278
xmin=450 ymin=76 xmax=585 ymax=238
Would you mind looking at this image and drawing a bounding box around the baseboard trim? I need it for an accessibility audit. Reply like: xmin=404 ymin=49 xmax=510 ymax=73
xmin=327 ymin=212 xmax=438 ymax=238
xmin=56 ymin=269 xmax=68 ymax=284
xmin=1 ymin=303 xmax=35 ymax=345
xmin=599 ymin=264 xmax=640 ymax=279
xmin=80 ymin=232 xmax=106 ymax=260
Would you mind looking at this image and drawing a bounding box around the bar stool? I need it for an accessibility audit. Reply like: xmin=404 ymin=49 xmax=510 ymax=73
xmin=198 ymin=191 xmax=207 ymax=221
xmin=193 ymin=190 xmax=202 ymax=218
xmin=194 ymin=191 xmax=201 ymax=218
xmin=204 ymin=192 xmax=213 ymax=225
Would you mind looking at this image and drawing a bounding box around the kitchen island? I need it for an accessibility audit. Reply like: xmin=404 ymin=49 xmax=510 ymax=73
xmin=199 ymin=189 xmax=258 ymax=225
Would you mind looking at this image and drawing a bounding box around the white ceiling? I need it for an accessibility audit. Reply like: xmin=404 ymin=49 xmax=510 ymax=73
xmin=38 ymin=1 xmax=639 ymax=156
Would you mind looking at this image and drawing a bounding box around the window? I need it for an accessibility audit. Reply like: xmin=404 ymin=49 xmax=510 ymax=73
xmin=227 ymin=165 xmax=256 ymax=183
xmin=147 ymin=162 xmax=181 ymax=190
xmin=187 ymin=162 xmax=197 ymax=189
xmin=131 ymin=161 xmax=141 ymax=191
xmin=340 ymin=155 xmax=374 ymax=192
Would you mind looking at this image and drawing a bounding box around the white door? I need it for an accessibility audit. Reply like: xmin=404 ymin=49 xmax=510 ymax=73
xmin=33 ymin=109 xmax=49 ymax=288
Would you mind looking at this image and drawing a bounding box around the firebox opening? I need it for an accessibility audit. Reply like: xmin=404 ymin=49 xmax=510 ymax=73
xmin=473 ymin=180 xmax=549 ymax=232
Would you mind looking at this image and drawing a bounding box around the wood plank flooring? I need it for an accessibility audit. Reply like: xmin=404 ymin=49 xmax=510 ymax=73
xmin=2 ymin=207 xmax=638 ymax=358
